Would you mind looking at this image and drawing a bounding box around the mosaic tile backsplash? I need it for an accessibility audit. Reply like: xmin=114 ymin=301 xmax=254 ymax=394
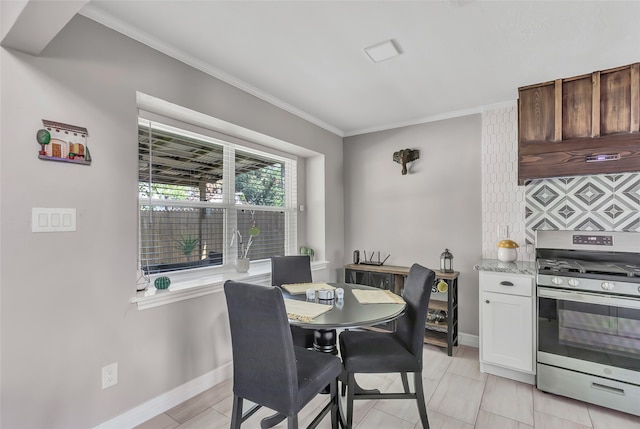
xmin=481 ymin=103 xmax=640 ymax=262
xmin=525 ymin=174 xmax=640 ymax=244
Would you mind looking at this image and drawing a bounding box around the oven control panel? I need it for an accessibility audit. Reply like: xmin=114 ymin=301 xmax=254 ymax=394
xmin=572 ymin=234 xmax=613 ymax=246
xmin=538 ymin=274 xmax=640 ymax=296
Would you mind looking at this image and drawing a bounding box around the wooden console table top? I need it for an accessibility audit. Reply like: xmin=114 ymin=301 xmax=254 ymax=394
xmin=344 ymin=264 xmax=459 ymax=280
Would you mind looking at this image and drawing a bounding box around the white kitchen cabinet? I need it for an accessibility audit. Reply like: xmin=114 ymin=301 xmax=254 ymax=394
xmin=479 ymin=270 xmax=535 ymax=384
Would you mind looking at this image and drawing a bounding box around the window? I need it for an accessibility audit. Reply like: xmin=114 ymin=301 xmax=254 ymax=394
xmin=138 ymin=118 xmax=296 ymax=274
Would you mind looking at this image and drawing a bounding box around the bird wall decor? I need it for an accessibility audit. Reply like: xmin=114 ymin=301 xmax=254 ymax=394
xmin=393 ymin=149 xmax=420 ymax=175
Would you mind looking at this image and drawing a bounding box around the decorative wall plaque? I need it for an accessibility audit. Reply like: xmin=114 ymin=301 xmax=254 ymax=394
xmin=37 ymin=120 xmax=91 ymax=165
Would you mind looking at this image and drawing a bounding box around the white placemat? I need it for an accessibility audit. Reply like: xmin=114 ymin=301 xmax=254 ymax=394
xmin=352 ymin=289 xmax=405 ymax=305
xmin=282 ymin=282 xmax=336 ymax=295
xmin=284 ymin=299 xmax=333 ymax=322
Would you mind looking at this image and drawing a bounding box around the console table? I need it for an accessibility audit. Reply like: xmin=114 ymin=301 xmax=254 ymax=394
xmin=344 ymin=264 xmax=459 ymax=356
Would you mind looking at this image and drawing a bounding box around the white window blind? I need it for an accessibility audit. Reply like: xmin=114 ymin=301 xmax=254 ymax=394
xmin=138 ymin=117 xmax=296 ymax=274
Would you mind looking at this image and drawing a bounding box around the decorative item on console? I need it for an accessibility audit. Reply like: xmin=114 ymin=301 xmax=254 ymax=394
xmin=440 ymin=249 xmax=454 ymax=273
xmin=357 ymin=250 xmax=390 ymax=266
xmin=426 ymin=309 xmax=447 ymax=324
xmin=431 ymin=279 xmax=449 ymax=294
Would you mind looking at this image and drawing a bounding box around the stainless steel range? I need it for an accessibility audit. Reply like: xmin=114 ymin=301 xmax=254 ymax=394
xmin=536 ymin=230 xmax=640 ymax=416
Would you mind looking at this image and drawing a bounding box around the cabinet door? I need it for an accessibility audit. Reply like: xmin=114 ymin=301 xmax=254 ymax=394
xmin=518 ymin=62 xmax=640 ymax=184
xmin=481 ymin=291 xmax=533 ymax=372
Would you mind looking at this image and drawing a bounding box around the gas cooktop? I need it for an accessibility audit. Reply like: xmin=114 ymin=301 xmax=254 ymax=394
xmin=535 ymin=230 xmax=640 ymax=295
xmin=538 ymin=258 xmax=640 ymax=278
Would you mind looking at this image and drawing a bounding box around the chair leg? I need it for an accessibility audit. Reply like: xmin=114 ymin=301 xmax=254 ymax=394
xmin=346 ymin=373 xmax=356 ymax=429
xmin=400 ymin=372 xmax=410 ymax=393
xmin=287 ymin=414 xmax=298 ymax=429
xmin=340 ymin=370 xmax=347 ymax=397
xmin=230 ymin=395 xmax=243 ymax=429
xmin=330 ymin=377 xmax=339 ymax=429
xmin=413 ymin=373 xmax=430 ymax=429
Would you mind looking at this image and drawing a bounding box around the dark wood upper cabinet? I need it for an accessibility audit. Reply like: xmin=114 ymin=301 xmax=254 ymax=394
xmin=518 ymin=63 xmax=640 ymax=185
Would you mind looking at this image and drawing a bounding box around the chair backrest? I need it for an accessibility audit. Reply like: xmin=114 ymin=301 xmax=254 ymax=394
xmin=395 ymin=264 xmax=435 ymax=364
xmin=271 ymin=255 xmax=312 ymax=286
xmin=224 ymin=280 xmax=298 ymax=414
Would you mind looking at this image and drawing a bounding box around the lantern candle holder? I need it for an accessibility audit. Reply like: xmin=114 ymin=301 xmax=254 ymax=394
xmin=440 ymin=248 xmax=454 ymax=273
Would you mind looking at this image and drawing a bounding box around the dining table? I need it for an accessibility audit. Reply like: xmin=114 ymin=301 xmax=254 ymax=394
xmin=281 ymin=282 xmax=406 ymax=354
xmin=259 ymin=282 xmax=406 ymax=429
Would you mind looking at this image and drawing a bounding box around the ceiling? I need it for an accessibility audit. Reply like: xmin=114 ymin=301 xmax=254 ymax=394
xmin=79 ymin=1 xmax=640 ymax=137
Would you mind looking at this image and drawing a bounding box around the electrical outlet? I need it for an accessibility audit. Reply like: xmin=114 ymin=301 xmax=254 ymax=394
xmin=102 ymin=363 xmax=118 ymax=389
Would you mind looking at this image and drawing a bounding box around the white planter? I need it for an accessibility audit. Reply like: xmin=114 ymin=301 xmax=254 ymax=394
xmin=236 ymin=258 xmax=250 ymax=273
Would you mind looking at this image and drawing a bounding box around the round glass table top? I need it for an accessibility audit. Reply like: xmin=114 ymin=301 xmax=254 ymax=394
xmin=281 ymin=283 xmax=405 ymax=329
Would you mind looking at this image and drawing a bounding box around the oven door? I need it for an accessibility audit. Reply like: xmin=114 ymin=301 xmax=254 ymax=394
xmin=537 ymin=287 xmax=640 ymax=384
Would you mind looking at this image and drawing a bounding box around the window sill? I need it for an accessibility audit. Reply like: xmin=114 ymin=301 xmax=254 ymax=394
xmin=130 ymin=260 xmax=330 ymax=310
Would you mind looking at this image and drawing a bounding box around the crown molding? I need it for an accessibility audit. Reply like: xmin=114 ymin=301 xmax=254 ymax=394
xmin=79 ymin=5 xmax=344 ymax=137
xmin=78 ymin=5 xmax=517 ymax=141
xmin=344 ymin=105 xmax=484 ymax=137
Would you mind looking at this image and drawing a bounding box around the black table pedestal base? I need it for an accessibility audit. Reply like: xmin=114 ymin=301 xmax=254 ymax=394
xmin=313 ymin=328 xmax=337 ymax=354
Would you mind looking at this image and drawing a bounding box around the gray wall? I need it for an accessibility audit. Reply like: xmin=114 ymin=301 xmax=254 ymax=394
xmin=0 ymin=15 xmax=343 ymax=429
xmin=344 ymin=115 xmax=483 ymax=336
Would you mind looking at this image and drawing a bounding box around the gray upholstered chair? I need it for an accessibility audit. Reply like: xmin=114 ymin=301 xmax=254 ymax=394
xmin=338 ymin=264 xmax=435 ymax=429
xmin=224 ymin=280 xmax=342 ymax=429
xmin=271 ymin=255 xmax=316 ymax=349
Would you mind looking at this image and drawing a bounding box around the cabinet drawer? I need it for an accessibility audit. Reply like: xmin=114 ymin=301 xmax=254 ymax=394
xmin=480 ymin=272 xmax=533 ymax=297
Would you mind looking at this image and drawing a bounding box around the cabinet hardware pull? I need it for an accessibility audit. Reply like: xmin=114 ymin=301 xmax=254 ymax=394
xmin=485 ymin=300 xmax=490 ymax=304
xmin=591 ymin=382 xmax=625 ymax=396
xmin=585 ymin=154 xmax=620 ymax=163
xmin=499 ymin=281 xmax=514 ymax=286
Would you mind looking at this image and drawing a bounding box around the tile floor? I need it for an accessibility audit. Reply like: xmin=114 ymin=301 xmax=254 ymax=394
xmin=134 ymin=345 xmax=640 ymax=429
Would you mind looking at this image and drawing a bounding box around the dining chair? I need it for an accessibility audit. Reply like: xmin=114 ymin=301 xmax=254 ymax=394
xmin=271 ymin=255 xmax=316 ymax=349
xmin=338 ymin=263 xmax=435 ymax=429
xmin=224 ymin=280 xmax=342 ymax=429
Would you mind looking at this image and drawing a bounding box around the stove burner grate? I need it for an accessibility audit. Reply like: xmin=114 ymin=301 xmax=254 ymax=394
xmin=537 ymin=258 xmax=640 ymax=278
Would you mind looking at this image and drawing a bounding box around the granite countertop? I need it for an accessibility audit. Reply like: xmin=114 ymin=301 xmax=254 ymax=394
xmin=474 ymin=259 xmax=537 ymax=276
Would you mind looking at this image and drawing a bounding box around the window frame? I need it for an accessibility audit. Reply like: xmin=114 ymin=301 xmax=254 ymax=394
xmin=138 ymin=117 xmax=298 ymax=278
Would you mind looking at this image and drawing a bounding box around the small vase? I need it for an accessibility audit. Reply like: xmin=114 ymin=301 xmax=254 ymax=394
xmin=236 ymin=258 xmax=250 ymax=273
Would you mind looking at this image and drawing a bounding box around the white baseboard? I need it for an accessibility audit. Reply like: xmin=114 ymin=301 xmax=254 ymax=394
xmin=93 ymin=331 xmax=478 ymax=428
xmin=458 ymin=332 xmax=479 ymax=348
xmin=93 ymin=363 xmax=232 ymax=429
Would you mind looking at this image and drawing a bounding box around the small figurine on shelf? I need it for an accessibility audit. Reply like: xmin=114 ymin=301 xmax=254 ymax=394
xmin=427 ymin=309 xmax=447 ymax=324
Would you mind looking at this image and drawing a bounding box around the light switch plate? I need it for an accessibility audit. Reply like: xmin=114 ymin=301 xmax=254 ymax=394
xmin=32 ymin=208 xmax=77 ymax=232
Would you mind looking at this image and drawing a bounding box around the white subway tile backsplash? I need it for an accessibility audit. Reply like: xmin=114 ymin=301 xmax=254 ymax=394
xmin=481 ymin=103 xmax=527 ymax=260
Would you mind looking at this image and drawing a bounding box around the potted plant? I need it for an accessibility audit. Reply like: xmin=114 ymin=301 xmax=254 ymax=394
xmin=176 ymin=235 xmax=200 ymax=262
xmin=231 ymin=223 xmax=260 ymax=273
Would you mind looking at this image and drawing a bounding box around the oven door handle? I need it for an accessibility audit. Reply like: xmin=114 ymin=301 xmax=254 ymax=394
xmin=538 ymin=287 xmax=640 ymax=310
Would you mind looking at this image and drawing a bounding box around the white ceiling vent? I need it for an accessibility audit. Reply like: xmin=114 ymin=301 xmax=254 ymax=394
xmin=364 ymin=39 xmax=402 ymax=63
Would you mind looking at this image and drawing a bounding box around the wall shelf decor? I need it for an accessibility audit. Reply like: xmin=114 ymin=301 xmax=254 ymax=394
xmin=37 ymin=120 xmax=91 ymax=166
